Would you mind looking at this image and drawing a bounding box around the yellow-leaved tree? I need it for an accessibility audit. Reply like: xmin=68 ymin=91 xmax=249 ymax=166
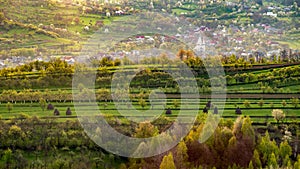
xmin=160 ymin=152 xmax=176 ymax=169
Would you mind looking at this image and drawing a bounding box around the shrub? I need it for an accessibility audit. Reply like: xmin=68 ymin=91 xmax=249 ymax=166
xmin=47 ymin=104 xmax=54 ymax=110
xmin=258 ymin=99 xmax=264 ymax=109
xmin=66 ymin=107 xmax=72 ymax=115
xmin=282 ymin=100 xmax=287 ymax=108
xmin=166 ymin=108 xmax=172 ymax=115
xmin=173 ymin=99 xmax=179 ymax=109
xmin=206 ymin=101 xmax=212 ymax=109
xmin=243 ymin=100 xmax=251 ymax=108
xmin=270 ymin=102 xmax=274 ymax=108
xmin=54 ymin=109 xmax=60 ymax=116
xmin=203 ymin=106 xmax=208 ymax=113
xmin=291 ymin=97 xmax=299 ymax=108
xmin=235 ymin=107 xmax=242 ymax=115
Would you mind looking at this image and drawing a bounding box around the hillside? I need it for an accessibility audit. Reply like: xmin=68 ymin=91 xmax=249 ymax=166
xmin=0 ymin=0 xmax=122 ymax=59
xmin=0 ymin=0 xmax=299 ymax=61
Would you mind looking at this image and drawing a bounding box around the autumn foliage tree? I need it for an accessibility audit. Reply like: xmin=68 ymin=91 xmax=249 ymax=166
xmin=134 ymin=121 xmax=159 ymax=138
xmin=160 ymin=152 xmax=176 ymax=169
xmin=177 ymin=49 xmax=186 ymax=61
xmin=175 ymin=141 xmax=189 ymax=169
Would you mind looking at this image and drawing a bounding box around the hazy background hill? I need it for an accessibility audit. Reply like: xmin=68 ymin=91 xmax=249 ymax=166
xmin=0 ymin=0 xmax=299 ymax=61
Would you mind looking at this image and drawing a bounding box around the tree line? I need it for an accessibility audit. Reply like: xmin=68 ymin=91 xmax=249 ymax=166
xmin=1 ymin=114 xmax=298 ymax=169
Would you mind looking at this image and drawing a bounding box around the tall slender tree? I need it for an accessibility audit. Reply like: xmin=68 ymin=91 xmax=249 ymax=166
xmin=39 ymin=98 xmax=46 ymax=112
xmin=6 ymin=102 xmax=12 ymax=113
xmin=160 ymin=152 xmax=176 ymax=169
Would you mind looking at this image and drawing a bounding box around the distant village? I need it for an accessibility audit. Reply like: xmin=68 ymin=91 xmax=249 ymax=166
xmin=0 ymin=22 xmax=297 ymax=69
xmin=0 ymin=0 xmax=299 ymax=68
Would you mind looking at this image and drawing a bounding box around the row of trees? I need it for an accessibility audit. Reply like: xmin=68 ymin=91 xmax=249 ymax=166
xmin=175 ymin=50 xmax=300 ymax=72
xmin=226 ymin=65 xmax=300 ymax=85
xmin=0 ymin=75 xmax=73 ymax=90
xmin=242 ymin=98 xmax=299 ymax=109
xmin=0 ymin=89 xmax=70 ymax=103
xmin=1 ymin=53 xmax=299 ymax=91
xmin=1 ymin=88 xmax=298 ymax=112
xmin=0 ymin=59 xmax=73 ymax=75
xmin=3 ymin=51 xmax=299 ymax=78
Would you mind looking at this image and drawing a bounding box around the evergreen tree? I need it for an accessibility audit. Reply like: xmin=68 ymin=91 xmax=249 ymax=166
xmin=268 ymin=153 xmax=278 ymax=169
xmin=2 ymin=148 xmax=12 ymax=168
xmin=233 ymin=116 xmax=243 ymax=137
xmin=252 ymin=149 xmax=262 ymax=169
xmin=257 ymin=132 xmax=279 ymax=166
xmin=228 ymin=136 xmax=237 ymax=147
xmin=241 ymin=116 xmax=255 ymax=142
xmin=248 ymin=161 xmax=254 ymax=169
xmin=160 ymin=152 xmax=176 ymax=169
xmin=176 ymin=141 xmax=189 ymax=168
xmin=283 ymin=155 xmax=291 ymax=168
xmin=279 ymin=141 xmax=292 ymax=161
xmin=294 ymin=156 xmax=300 ymax=169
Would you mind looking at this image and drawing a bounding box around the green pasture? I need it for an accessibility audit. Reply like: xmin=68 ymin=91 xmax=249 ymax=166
xmin=0 ymin=98 xmax=299 ymax=124
xmin=281 ymin=84 xmax=300 ymax=91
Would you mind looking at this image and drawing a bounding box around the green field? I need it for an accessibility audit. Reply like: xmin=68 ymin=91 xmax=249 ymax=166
xmin=0 ymin=98 xmax=299 ymax=123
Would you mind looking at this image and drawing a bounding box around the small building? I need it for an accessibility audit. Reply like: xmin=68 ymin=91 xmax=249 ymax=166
xmin=265 ymin=12 xmax=277 ymax=17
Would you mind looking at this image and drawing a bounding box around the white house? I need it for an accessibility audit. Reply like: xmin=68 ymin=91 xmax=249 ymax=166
xmin=265 ymin=12 xmax=277 ymax=17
